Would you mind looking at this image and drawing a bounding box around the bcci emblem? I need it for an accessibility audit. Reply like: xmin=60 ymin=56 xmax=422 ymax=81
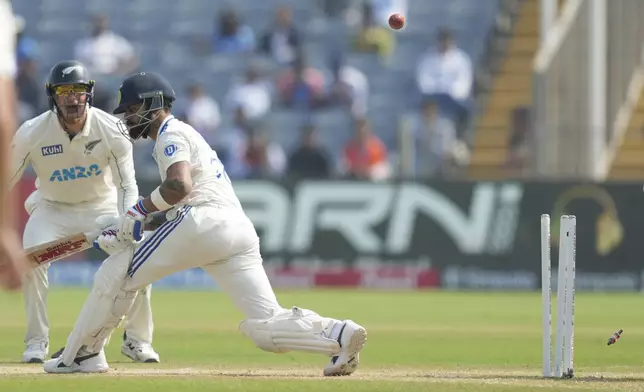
xmin=116 ymin=87 xmax=122 ymax=105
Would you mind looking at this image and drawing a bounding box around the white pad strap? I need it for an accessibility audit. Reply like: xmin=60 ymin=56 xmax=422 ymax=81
xmin=61 ymin=249 xmax=137 ymax=365
xmin=239 ymin=307 xmax=341 ymax=356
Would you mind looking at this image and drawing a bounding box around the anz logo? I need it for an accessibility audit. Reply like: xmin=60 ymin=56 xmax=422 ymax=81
xmin=49 ymin=164 xmax=103 ymax=182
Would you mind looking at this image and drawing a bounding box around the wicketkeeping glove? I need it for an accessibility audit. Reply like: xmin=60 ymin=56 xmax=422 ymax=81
xmin=94 ymin=214 xmax=120 ymax=231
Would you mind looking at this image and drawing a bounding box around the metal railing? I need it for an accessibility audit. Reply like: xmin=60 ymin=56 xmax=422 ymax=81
xmin=531 ymin=0 xmax=644 ymax=180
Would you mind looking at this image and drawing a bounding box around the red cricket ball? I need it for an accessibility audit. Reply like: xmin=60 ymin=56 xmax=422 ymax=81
xmin=388 ymin=13 xmax=405 ymax=30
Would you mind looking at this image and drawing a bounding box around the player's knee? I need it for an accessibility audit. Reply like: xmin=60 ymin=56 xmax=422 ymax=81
xmin=92 ymin=250 xmax=132 ymax=294
xmin=112 ymin=288 xmax=137 ymax=318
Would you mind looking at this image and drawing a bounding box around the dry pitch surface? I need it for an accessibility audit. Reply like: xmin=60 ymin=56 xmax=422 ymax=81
xmin=1 ymin=289 xmax=644 ymax=392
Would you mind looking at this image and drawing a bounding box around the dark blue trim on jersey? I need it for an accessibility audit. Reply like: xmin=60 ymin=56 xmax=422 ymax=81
xmin=127 ymin=205 xmax=192 ymax=277
xmin=157 ymin=116 xmax=175 ymax=137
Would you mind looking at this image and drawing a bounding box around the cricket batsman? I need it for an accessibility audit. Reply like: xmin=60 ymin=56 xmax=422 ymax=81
xmin=11 ymin=60 xmax=160 ymax=363
xmin=44 ymin=71 xmax=367 ymax=376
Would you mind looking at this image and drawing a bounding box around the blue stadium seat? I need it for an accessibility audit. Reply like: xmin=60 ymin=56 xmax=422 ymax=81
xmin=17 ymin=0 xmax=500 ymax=159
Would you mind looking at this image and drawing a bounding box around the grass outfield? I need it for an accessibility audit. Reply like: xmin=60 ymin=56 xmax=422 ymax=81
xmin=1 ymin=289 xmax=644 ymax=391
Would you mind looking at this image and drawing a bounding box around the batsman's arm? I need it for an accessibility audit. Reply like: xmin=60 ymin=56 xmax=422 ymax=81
xmin=135 ymin=134 xmax=193 ymax=214
xmin=144 ymin=212 xmax=167 ymax=231
xmin=138 ymin=161 xmax=193 ymax=214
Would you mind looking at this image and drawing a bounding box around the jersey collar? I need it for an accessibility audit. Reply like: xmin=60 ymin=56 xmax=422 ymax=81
xmin=157 ymin=115 xmax=175 ymax=137
xmin=78 ymin=106 xmax=93 ymax=137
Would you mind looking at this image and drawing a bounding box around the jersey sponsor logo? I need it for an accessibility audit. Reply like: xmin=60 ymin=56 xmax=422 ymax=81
xmin=41 ymin=144 xmax=63 ymax=156
xmin=84 ymin=139 xmax=102 ymax=155
xmin=164 ymin=144 xmax=178 ymax=157
xmin=49 ymin=164 xmax=103 ymax=182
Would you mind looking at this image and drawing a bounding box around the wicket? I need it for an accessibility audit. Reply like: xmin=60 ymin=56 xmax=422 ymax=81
xmin=541 ymin=214 xmax=576 ymax=378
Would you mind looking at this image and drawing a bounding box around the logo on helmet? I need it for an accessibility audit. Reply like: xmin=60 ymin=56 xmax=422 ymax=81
xmin=62 ymin=65 xmax=83 ymax=76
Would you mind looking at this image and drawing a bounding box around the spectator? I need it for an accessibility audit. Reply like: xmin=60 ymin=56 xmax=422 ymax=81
xmin=287 ymin=124 xmax=332 ymax=179
xmin=213 ymin=9 xmax=255 ymax=54
xmin=368 ymin=0 xmax=408 ymax=27
xmin=243 ymin=126 xmax=286 ymax=179
xmin=14 ymin=15 xmax=39 ymax=70
xmin=225 ymin=65 xmax=272 ymax=120
xmin=414 ymin=98 xmax=457 ymax=177
xmin=218 ymin=107 xmax=253 ymax=179
xmin=276 ymin=52 xmax=326 ymax=111
xmin=14 ymin=17 xmax=43 ymax=120
xmin=16 ymin=57 xmax=41 ymax=121
xmin=258 ymin=6 xmax=300 ymax=66
xmin=416 ymin=28 xmax=473 ymax=113
xmin=320 ymin=0 xmax=350 ymax=18
xmin=184 ymin=84 xmax=221 ymax=144
xmin=343 ymin=118 xmax=390 ymax=180
xmin=351 ymin=1 xmax=394 ymax=62
xmin=327 ymin=53 xmax=369 ymax=117
xmin=73 ymin=14 xmax=139 ymax=77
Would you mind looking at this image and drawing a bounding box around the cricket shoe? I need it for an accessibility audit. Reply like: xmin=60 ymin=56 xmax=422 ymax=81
xmin=22 ymin=340 xmax=48 ymax=363
xmin=43 ymin=348 xmax=109 ymax=373
xmin=50 ymin=346 xmax=64 ymax=359
xmin=323 ymin=320 xmax=367 ymax=376
xmin=121 ymin=333 xmax=160 ymax=363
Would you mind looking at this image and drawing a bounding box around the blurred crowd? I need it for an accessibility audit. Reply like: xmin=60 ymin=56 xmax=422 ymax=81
xmin=14 ymin=0 xmax=476 ymax=182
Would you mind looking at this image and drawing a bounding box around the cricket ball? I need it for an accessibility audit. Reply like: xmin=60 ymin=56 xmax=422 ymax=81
xmin=388 ymin=13 xmax=405 ymax=30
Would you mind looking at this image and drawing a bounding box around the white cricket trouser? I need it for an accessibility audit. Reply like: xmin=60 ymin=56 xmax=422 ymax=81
xmin=125 ymin=204 xmax=281 ymax=319
xmin=22 ymin=191 xmax=155 ymax=346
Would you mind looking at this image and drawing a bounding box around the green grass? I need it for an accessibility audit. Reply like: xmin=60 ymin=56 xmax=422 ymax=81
xmin=1 ymin=289 xmax=644 ymax=391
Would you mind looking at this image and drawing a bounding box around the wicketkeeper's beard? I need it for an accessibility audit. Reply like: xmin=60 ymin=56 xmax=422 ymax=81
xmin=59 ymin=104 xmax=87 ymax=123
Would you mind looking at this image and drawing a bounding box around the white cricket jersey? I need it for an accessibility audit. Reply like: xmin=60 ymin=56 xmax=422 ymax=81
xmin=10 ymin=107 xmax=139 ymax=212
xmin=153 ymin=115 xmax=243 ymax=211
xmin=0 ymin=0 xmax=16 ymax=78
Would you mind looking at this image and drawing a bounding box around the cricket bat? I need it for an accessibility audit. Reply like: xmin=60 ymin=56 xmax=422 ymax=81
xmin=25 ymin=230 xmax=102 ymax=267
xmin=25 ymin=221 xmax=143 ymax=268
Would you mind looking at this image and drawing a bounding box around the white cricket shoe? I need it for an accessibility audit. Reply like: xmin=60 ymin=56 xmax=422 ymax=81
xmin=43 ymin=349 xmax=109 ymax=373
xmin=323 ymin=320 xmax=367 ymax=376
xmin=22 ymin=341 xmax=48 ymax=363
xmin=121 ymin=335 xmax=160 ymax=363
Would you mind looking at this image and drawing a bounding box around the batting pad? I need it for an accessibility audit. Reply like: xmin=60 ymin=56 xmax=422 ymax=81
xmin=61 ymin=248 xmax=138 ymax=365
xmin=239 ymin=307 xmax=341 ymax=356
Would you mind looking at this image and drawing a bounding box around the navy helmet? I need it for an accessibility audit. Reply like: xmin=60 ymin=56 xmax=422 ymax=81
xmin=46 ymin=60 xmax=94 ymax=121
xmin=113 ymin=72 xmax=175 ymax=141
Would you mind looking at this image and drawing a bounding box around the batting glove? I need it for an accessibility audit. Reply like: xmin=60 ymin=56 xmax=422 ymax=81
xmin=93 ymin=229 xmax=129 ymax=256
xmin=117 ymin=200 xmax=148 ymax=243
